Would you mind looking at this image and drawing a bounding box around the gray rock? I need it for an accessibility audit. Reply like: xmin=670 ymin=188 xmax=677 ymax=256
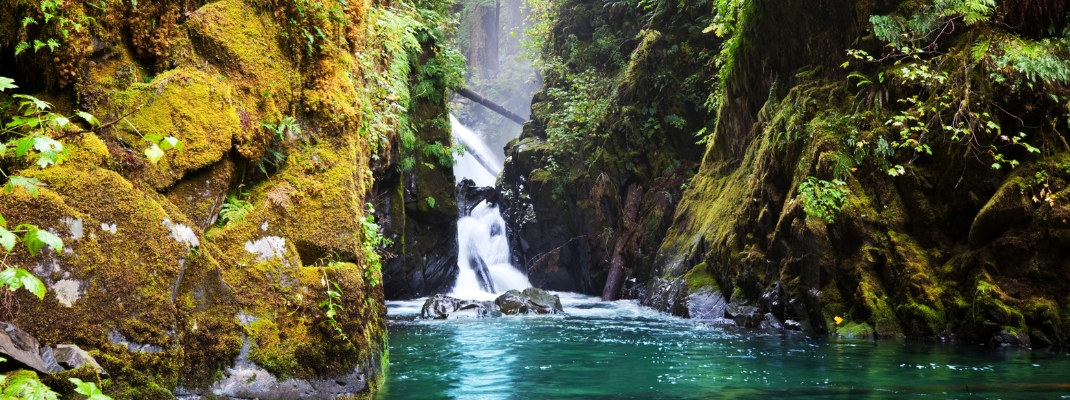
xmin=55 ymin=344 xmax=107 ymax=376
xmin=686 ymin=288 xmax=728 ymax=320
xmin=759 ymin=313 xmax=783 ymax=330
xmin=421 ymin=295 xmax=500 ymax=319
xmin=725 ymin=302 xmax=761 ymax=328
xmin=39 ymin=345 xmax=65 ymax=373
xmin=0 ymin=322 xmax=48 ymax=374
xmin=784 ymin=319 xmax=804 ymax=331
xmin=521 ymin=288 xmax=563 ymax=314
xmin=494 ymin=288 xmax=563 ymax=315
xmin=108 ymin=328 xmax=165 ymax=353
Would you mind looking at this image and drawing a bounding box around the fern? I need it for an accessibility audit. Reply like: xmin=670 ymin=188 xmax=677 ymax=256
xmin=946 ymin=0 xmax=996 ymax=25
xmin=796 ymin=177 xmax=849 ymax=224
xmin=994 ymin=36 xmax=1070 ymax=85
xmin=218 ymin=193 xmax=253 ymax=227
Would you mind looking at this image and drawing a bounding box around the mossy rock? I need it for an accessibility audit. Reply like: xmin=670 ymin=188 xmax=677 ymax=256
xmin=0 ymin=165 xmax=228 ymax=396
xmin=104 ymin=67 xmax=243 ymax=190
xmin=834 ymin=322 xmax=876 ymax=338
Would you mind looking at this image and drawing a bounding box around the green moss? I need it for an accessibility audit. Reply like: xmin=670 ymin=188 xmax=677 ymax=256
xmin=185 ymin=0 xmax=297 ymax=103
xmin=972 ymin=277 xmax=1026 ymax=330
xmin=684 ymin=262 xmax=718 ymax=291
xmin=105 ymin=67 xmax=243 ymax=190
xmin=247 ymin=319 xmax=302 ymax=379
xmin=730 ymin=285 xmax=746 ymax=302
xmin=835 ymin=322 xmax=875 ymax=338
xmin=858 ymin=271 xmax=904 ymax=337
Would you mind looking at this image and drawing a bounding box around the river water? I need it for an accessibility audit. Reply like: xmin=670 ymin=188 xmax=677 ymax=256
xmin=378 ymin=293 xmax=1069 ymax=399
xmin=390 ymin=118 xmax=1070 ymax=399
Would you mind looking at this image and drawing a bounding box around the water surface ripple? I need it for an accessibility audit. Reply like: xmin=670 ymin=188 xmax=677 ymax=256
xmin=377 ymin=293 xmax=1070 ymax=399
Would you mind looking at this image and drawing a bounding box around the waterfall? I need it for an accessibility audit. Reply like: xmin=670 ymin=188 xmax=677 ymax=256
xmin=450 ymin=115 xmax=501 ymax=187
xmin=450 ymin=116 xmax=531 ymax=300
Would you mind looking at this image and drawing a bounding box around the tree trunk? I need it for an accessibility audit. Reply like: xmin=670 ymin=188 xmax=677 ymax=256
xmin=602 ymin=183 xmax=643 ymax=301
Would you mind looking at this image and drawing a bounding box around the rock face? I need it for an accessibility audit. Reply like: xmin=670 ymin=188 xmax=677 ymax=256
xmin=500 ymin=0 xmax=1070 ymax=345
xmin=495 ymin=289 xmax=564 ymax=315
xmin=0 ymin=0 xmax=460 ymax=396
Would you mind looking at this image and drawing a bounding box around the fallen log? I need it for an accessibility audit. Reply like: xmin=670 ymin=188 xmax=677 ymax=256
xmin=456 ymin=88 xmax=528 ymax=125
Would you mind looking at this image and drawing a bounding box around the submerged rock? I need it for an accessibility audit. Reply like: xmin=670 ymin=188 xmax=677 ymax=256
xmin=421 ymin=295 xmax=501 ymax=319
xmin=494 ymin=288 xmax=563 ymax=315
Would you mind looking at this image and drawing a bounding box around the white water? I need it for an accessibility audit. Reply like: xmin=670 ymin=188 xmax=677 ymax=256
xmin=450 ymin=115 xmax=501 ymax=187
xmin=450 ymin=116 xmax=531 ymax=300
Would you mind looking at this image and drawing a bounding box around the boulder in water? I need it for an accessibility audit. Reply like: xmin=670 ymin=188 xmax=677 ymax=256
xmin=494 ymin=288 xmax=563 ymax=315
xmin=421 ymin=295 xmax=501 ymax=319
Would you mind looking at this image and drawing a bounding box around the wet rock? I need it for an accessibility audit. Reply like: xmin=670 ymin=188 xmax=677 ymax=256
xmin=0 ymin=322 xmax=49 ymax=374
xmin=993 ymin=330 xmax=1031 ymax=347
xmin=686 ymin=288 xmax=728 ymax=320
xmin=494 ymin=288 xmax=564 ymax=315
xmin=457 ymin=179 xmax=500 ymax=217
xmin=108 ymin=329 xmax=165 ymax=353
xmin=784 ymin=319 xmax=804 ymax=331
xmin=421 ymin=295 xmax=501 ymax=319
xmin=639 ymin=276 xmax=691 ymax=317
xmin=725 ymin=302 xmax=762 ymax=328
xmin=55 ymin=344 xmax=107 ymax=376
xmin=759 ymin=313 xmax=783 ymax=330
xmin=377 ymin=155 xmax=460 ymax=300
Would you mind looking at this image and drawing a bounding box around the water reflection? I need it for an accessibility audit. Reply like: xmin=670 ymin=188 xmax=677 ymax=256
xmin=378 ymin=294 xmax=1070 ymax=399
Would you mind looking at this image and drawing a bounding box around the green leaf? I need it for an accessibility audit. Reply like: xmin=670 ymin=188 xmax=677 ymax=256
xmin=0 ymin=227 xmax=15 ymax=253
xmin=5 ymin=176 xmax=42 ymax=197
xmin=69 ymin=378 xmax=112 ymax=400
xmin=12 ymin=94 xmax=50 ymax=111
xmin=143 ymin=134 xmax=163 ymax=144
xmin=33 ymin=137 xmax=65 ymax=168
xmin=0 ymin=76 xmax=15 ymax=92
xmin=160 ymin=136 xmax=182 ymax=151
xmin=50 ymin=115 xmax=69 ymax=128
xmin=15 ymin=269 xmax=45 ymax=299
xmin=21 ymin=226 xmax=62 ymax=256
xmin=0 ymin=212 xmax=5 ymax=227
xmin=0 ymin=227 xmax=17 ymax=255
xmin=144 ymin=143 xmax=165 ymax=164
xmin=76 ymin=111 xmax=100 ymax=127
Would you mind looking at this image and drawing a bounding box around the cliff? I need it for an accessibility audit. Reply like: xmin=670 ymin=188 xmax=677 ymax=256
xmin=0 ymin=0 xmax=460 ymax=396
xmin=503 ymin=0 xmax=1070 ymax=345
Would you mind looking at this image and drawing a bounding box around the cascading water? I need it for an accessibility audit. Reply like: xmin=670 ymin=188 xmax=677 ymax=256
xmin=450 ymin=115 xmax=501 ymax=187
xmin=449 ymin=116 xmax=531 ymax=300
